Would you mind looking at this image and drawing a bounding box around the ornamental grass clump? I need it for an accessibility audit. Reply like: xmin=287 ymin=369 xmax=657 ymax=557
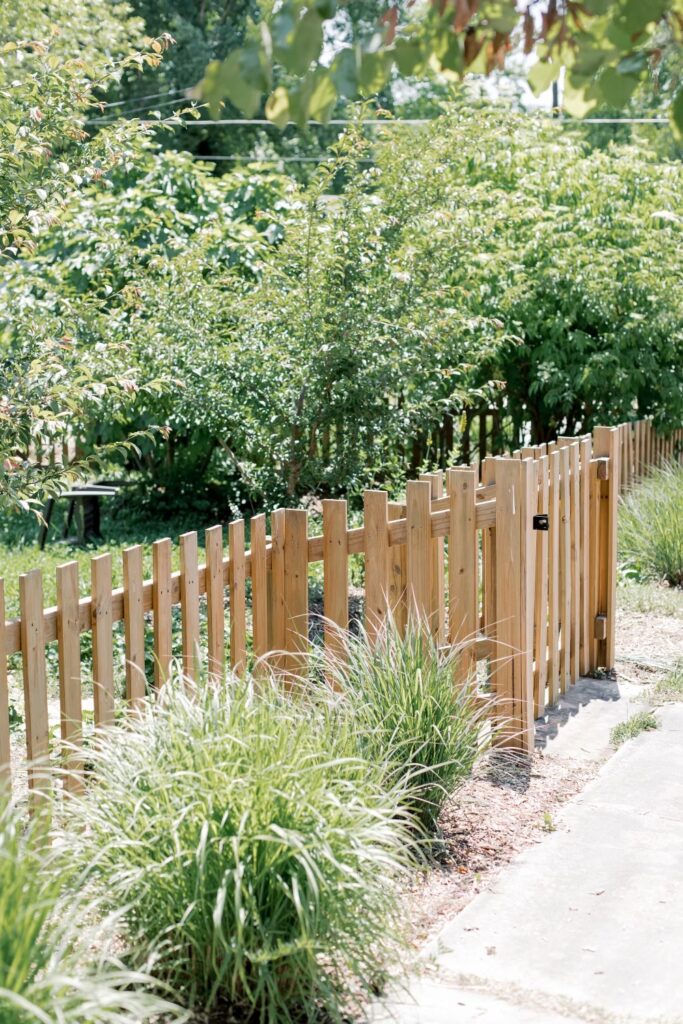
xmin=324 ymin=619 xmax=488 ymax=835
xmin=68 ymin=672 xmax=412 ymax=1023
xmin=0 ymin=796 xmax=178 ymax=1024
xmin=619 ymin=460 xmax=683 ymax=587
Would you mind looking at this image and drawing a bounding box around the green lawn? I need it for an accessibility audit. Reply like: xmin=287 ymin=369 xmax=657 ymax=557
xmin=0 ymin=498 xmax=224 ymax=619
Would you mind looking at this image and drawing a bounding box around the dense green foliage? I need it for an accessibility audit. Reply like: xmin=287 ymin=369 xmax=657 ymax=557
xmin=619 ymin=461 xmax=683 ymax=586
xmin=325 ymin=620 xmax=486 ymax=834
xmin=0 ymin=28 xmax=173 ymax=510
xmin=70 ymin=673 xmax=412 ymax=1022
xmin=380 ymin=108 xmax=683 ymax=444
xmin=0 ymin=797 xmax=178 ymax=1023
xmin=8 ymin=103 xmax=681 ymax=511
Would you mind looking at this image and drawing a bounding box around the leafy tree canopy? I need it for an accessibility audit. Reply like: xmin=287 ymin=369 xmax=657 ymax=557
xmin=0 ymin=24 xmax=172 ymax=511
xmin=196 ymin=1 xmax=683 ymax=137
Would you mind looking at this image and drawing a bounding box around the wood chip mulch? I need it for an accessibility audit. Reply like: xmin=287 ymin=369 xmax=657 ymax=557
xmin=404 ymin=749 xmax=600 ymax=947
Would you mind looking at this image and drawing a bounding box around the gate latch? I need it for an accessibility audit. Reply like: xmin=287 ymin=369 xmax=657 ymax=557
xmin=533 ymin=514 xmax=549 ymax=531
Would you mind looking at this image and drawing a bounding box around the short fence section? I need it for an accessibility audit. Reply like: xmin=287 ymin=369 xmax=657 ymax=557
xmin=1 ymin=418 xmax=681 ymax=800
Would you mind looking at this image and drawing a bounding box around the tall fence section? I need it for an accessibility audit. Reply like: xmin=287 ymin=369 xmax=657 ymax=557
xmin=1 ymin=418 xmax=681 ymax=800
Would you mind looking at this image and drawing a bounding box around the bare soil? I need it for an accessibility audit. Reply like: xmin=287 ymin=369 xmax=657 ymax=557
xmin=614 ymin=608 xmax=683 ymax=685
xmin=405 ymin=747 xmax=599 ymax=947
xmin=404 ymin=596 xmax=683 ymax=948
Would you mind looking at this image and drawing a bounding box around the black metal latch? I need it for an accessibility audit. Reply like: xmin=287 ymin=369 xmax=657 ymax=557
xmin=533 ymin=514 xmax=549 ymax=531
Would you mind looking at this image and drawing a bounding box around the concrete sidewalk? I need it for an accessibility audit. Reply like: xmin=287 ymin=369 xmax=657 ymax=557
xmin=372 ymin=702 xmax=683 ymax=1024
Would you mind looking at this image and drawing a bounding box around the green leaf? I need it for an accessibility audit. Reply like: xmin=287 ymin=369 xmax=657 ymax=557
xmin=480 ymin=0 xmax=519 ymax=33
xmin=271 ymin=4 xmax=297 ymax=52
xmin=616 ymin=51 xmax=648 ymax=75
xmin=528 ymin=59 xmax=561 ymax=95
xmin=201 ymin=51 xmax=264 ymax=118
xmin=621 ymin=0 xmax=667 ymax=34
xmin=307 ymin=70 xmax=337 ymax=122
xmin=331 ymin=47 xmax=359 ymax=98
xmin=359 ymin=51 xmax=393 ymax=95
xmin=265 ymin=86 xmax=290 ymax=129
xmin=433 ymin=33 xmax=463 ymax=75
xmin=314 ymin=0 xmax=337 ymax=16
xmin=394 ymin=38 xmax=426 ymax=77
xmin=563 ymin=82 xmax=598 ymax=118
xmin=594 ymin=66 xmax=639 ymax=108
xmin=671 ymin=87 xmax=683 ymax=142
xmin=284 ymin=9 xmax=324 ymax=77
xmin=571 ymin=44 xmax=612 ymax=79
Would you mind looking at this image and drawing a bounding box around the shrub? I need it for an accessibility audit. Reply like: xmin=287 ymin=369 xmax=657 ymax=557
xmin=619 ymin=461 xmax=683 ymax=587
xmin=324 ymin=619 xmax=488 ymax=835
xmin=68 ymin=673 xmax=412 ymax=1023
xmin=0 ymin=796 xmax=178 ymax=1024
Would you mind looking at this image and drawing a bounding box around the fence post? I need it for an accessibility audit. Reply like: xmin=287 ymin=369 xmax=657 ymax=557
xmin=229 ymin=519 xmax=247 ymax=676
xmin=92 ymin=553 xmax=115 ymax=728
xmin=481 ymin=458 xmax=497 ymax=645
xmin=558 ymin=440 xmax=581 ymax=684
xmin=322 ymin=499 xmax=349 ymax=662
xmin=179 ymin=532 xmax=200 ymax=683
xmin=493 ymin=458 xmax=535 ymax=752
xmin=282 ymin=509 xmax=308 ymax=681
xmin=633 ymin=420 xmax=641 ymax=478
xmin=0 ymin=581 xmax=10 ymax=790
xmin=387 ymin=501 xmax=407 ymax=636
xmin=249 ymin=514 xmax=269 ymax=669
xmin=579 ymin=436 xmax=592 ymax=677
xmin=592 ymin=426 xmax=619 ymax=670
xmin=152 ymin=538 xmax=173 ymax=687
xmin=532 ymin=451 xmax=549 ymax=716
xmin=447 ymin=466 xmax=478 ymax=680
xmin=406 ymin=479 xmax=432 ymax=628
xmin=364 ymin=490 xmax=389 ymax=642
xmin=558 ymin=445 xmax=571 ymax=693
xmin=270 ymin=509 xmax=286 ymax=667
xmin=421 ymin=471 xmax=446 ymax=641
xmin=20 ymin=569 xmax=50 ymax=803
xmin=56 ymin=561 xmax=84 ymax=791
xmin=123 ymin=545 xmax=147 ymax=705
xmin=205 ymin=525 xmax=225 ymax=680
xmin=545 ymin=450 xmax=560 ymax=704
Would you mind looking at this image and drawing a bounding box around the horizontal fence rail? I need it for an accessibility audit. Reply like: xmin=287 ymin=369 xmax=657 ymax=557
xmin=1 ymin=419 xmax=681 ymax=801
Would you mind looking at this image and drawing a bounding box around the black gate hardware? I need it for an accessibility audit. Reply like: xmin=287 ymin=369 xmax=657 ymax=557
xmin=533 ymin=514 xmax=549 ymax=531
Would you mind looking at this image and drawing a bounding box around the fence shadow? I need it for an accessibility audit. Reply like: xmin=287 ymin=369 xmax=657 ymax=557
xmin=534 ymin=675 xmax=620 ymax=750
xmin=483 ymin=748 xmax=533 ymax=793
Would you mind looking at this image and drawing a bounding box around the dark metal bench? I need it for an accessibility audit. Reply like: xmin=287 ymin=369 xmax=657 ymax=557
xmin=38 ymin=484 xmax=118 ymax=549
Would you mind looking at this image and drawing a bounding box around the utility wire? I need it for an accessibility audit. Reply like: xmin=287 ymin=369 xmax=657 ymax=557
xmin=88 ymin=96 xmax=197 ymax=121
xmin=189 ymin=154 xmax=374 ymax=162
xmin=87 ymin=112 xmax=672 ymax=128
xmin=92 ymin=86 xmax=189 ymax=109
xmin=566 ymin=116 xmax=668 ymax=124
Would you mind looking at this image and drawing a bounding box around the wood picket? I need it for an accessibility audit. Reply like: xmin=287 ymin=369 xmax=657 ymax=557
xmin=1 ymin=416 xmax=681 ymax=802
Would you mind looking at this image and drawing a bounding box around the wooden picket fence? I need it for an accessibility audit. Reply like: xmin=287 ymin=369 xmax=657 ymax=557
xmin=1 ymin=417 xmax=681 ymax=802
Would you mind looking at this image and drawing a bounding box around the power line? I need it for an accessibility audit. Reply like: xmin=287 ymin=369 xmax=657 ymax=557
xmin=92 ymin=86 xmax=189 ymax=109
xmin=88 ymin=96 xmax=198 ymax=122
xmin=183 ymin=115 xmax=671 ymax=126
xmin=156 ymin=117 xmax=431 ymax=127
xmin=569 ymin=116 xmax=668 ymax=124
xmin=85 ymin=115 xmax=433 ymax=127
xmin=87 ymin=113 xmax=673 ymax=129
xmin=189 ymin=154 xmax=374 ymax=162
